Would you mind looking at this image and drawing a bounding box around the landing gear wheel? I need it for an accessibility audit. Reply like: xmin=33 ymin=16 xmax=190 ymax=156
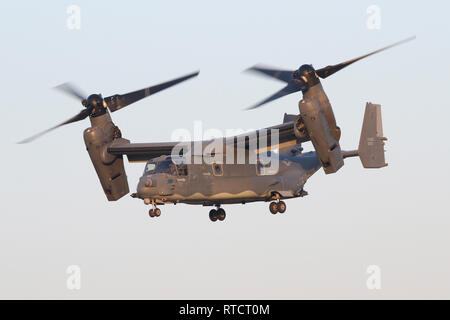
xmin=277 ymin=201 xmax=286 ymax=213
xmin=154 ymin=208 xmax=161 ymax=217
xmin=217 ymin=208 xmax=226 ymax=221
xmin=149 ymin=209 xmax=155 ymax=217
xmin=209 ymin=209 xmax=218 ymax=222
xmin=269 ymin=202 xmax=278 ymax=214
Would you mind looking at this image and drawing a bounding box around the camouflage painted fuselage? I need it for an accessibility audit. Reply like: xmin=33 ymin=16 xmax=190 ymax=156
xmin=136 ymin=150 xmax=322 ymax=206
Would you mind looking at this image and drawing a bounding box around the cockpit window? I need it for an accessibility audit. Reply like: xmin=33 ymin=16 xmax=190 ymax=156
xmin=144 ymin=160 xmax=187 ymax=176
xmin=145 ymin=163 xmax=156 ymax=173
xmin=159 ymin=160 xmax=177 ymax=175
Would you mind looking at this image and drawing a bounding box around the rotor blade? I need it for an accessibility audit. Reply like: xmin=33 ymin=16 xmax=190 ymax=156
xmin=316 ymin=36 xmax=416 ymax=79
xmin=246 ymin=82 xmax=302 ymax=110
xmin=54 ymin=82 xmax=87 ymax=101
xmin=18 ymin=108 xmax=91 ymax=144
xmin=246 ymin=65 xmax=293 ymax=83
xmin=104 ymin=71 xmax=199 ymax=112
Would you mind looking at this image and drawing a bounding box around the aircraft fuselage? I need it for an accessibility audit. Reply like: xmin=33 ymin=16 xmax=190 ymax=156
xmin=136 ymin=150 xmax=322 ymax=206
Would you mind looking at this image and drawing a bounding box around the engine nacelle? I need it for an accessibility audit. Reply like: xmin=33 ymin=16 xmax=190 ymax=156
xmin=299 ymin=98 xmax=344 ymax=174
xmin=83 ymin=113 xmax=129 ymax=201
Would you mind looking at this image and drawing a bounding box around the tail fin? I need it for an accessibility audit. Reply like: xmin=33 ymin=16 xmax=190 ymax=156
xmin=358 ymin=103 xmax=388 ymax=168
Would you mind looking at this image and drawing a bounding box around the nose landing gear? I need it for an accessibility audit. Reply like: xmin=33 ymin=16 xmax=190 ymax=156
xmin=147 ymin=199 xmax=161 ymax=218
xmin=209 ymin=206 xmax=226 ymax=222
xmin=269 ymin=200 xmax=286 ymax=215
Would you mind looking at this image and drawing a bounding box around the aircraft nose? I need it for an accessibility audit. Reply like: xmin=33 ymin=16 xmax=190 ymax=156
xmin=137 ymin=176 xmax=155 ymax=197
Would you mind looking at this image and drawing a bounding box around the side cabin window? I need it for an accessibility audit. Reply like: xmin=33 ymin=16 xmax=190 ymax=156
xmin=256 ymin=160 xmax=279 ymax=176
xmin=177 ymin=163 xmax=188 ymax=176
xmin=212 ymin=163 xmax=223 ymax=176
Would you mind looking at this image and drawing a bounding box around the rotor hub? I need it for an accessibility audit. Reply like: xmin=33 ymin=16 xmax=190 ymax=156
xmin=86 ymin=94 xmax=103 ymax=107
xmin=293 ymin=64 xmax=320 ymax=87
xmin=86 ymin=94 xmax=107 ymax=117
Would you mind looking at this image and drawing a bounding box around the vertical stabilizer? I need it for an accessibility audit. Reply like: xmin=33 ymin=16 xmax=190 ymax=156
xmin=358 ymin=103 xmax=388 ymax=168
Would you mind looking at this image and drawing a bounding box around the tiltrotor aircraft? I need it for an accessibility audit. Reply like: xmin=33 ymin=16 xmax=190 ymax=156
xmin=20 ymin=37 xmax=414 ymax=222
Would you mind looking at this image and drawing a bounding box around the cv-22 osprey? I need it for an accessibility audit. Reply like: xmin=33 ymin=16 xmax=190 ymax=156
xmin=20 ymin=37 xmax=414 ymax=222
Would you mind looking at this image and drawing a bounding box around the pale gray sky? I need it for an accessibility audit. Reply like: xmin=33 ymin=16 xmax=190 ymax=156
xmin=0 ymin=0 xmax=449 ymax=299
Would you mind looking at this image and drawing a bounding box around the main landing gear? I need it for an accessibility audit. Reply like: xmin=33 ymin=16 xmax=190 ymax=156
xmin=269 ymin=200 xmax=286 ymax=215
xmin=149 ymin=207 xmax=161 ymax=218
xmin=209 ymin=206 xmax=226 ymax=222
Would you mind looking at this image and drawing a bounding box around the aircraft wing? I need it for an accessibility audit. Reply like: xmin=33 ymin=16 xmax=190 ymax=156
xmin=107 ymin=121 xmax=308 ymax=162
